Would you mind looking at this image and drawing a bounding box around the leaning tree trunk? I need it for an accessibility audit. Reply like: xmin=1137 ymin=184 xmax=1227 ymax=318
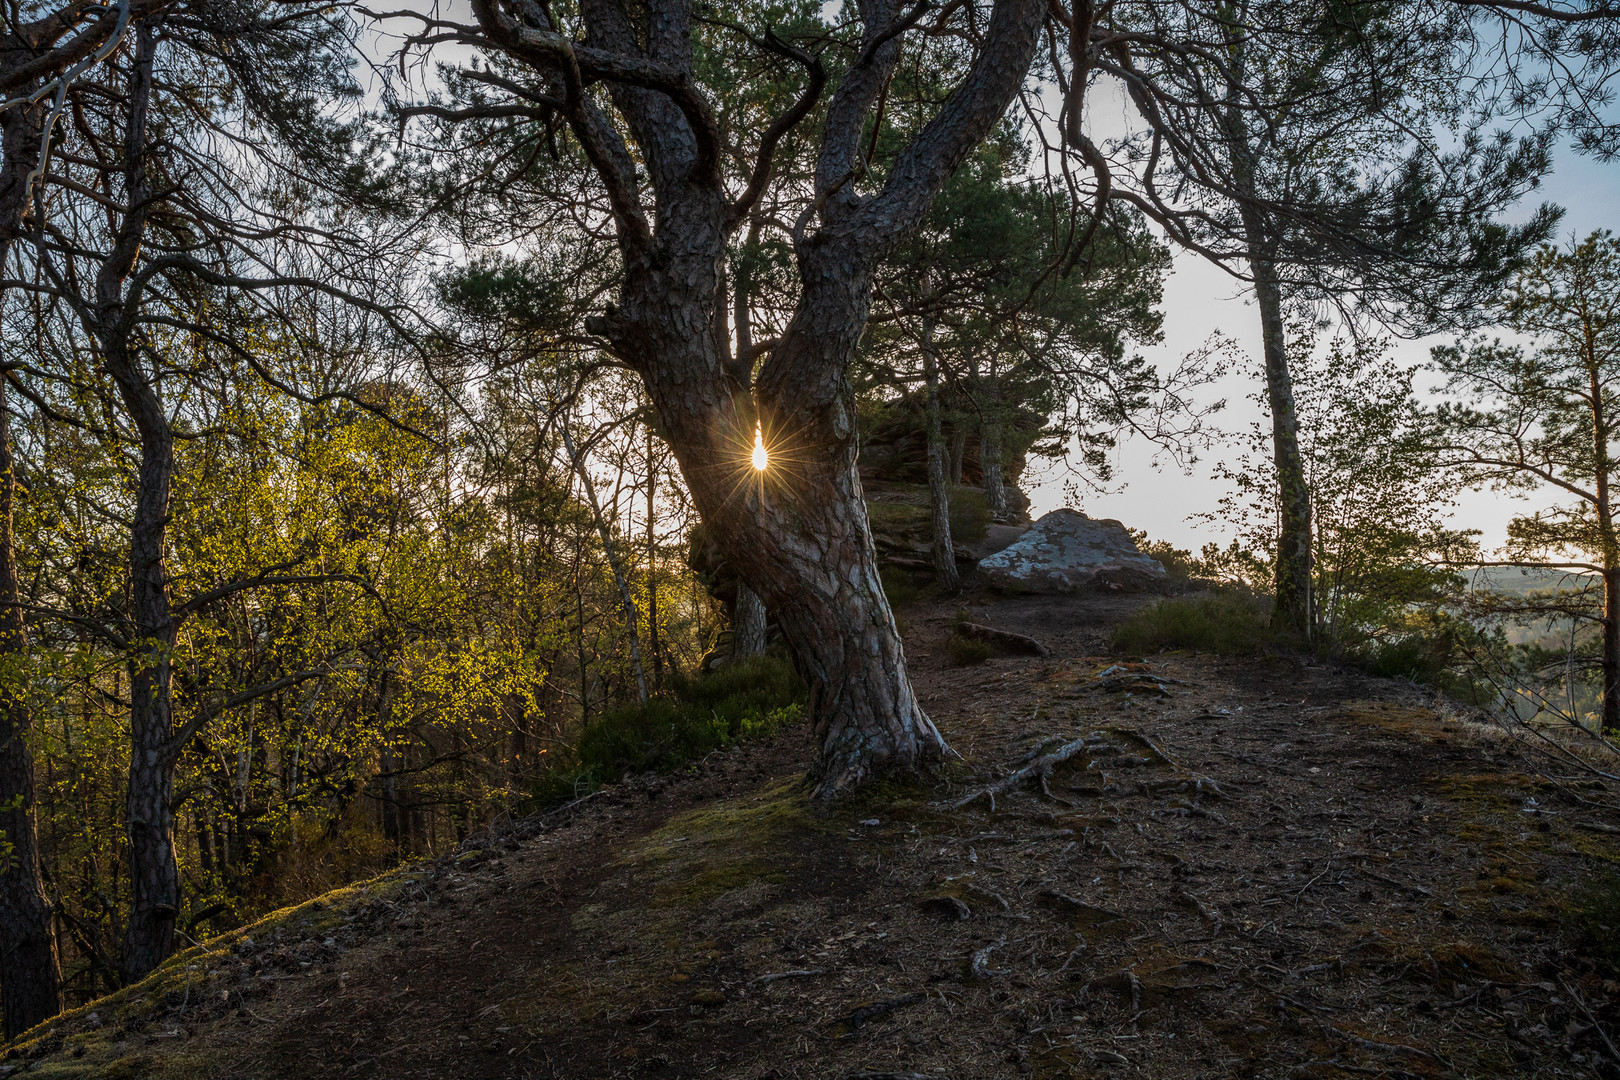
xmin=921 ymin=315 xmax=960 ymax=592
xmin=0 ymin=383 xmax=64 ymax=1038
xmin=1248 ymin=243 xmax=1313 ymax=637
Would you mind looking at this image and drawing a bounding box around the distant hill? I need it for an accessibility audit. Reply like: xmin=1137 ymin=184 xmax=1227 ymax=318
xmin=1465 ymin=565 xmax=1599 ymax=596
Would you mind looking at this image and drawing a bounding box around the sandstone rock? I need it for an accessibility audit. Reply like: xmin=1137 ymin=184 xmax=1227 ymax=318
xmin=978 ymin=509 xmax=1166 ymax=593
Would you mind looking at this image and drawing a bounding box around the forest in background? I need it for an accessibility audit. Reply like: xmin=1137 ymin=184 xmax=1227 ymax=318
xmin=1 ymin=0 xmax=1619 ymax=1044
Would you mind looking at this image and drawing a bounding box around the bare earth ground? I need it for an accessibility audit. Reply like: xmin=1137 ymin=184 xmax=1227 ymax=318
xmin=7 ymin=582 xmax=1620 ymax=1080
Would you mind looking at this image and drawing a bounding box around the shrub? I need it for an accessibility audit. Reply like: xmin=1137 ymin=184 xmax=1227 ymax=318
xmin=574 ymin=655 xmax=805 ymax=784
xmin=946 ymin=630 xmax=995 ymax=666
xmin=1111 ymin=589 xmax=1276 ymax=655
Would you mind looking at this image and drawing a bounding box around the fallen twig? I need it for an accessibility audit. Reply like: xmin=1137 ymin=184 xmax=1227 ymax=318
xmin=1324 ymin=1025 xmax=1441 ymax=1062
xmin=827 ymin=992 xmax=927 ymax=1034
xmin=1563 ymin=977 xmax=1620 ymax=1065
xmin=955 ymin=621 xmax=1050 ymax=657
xmin=1039 ymin=889 xmax=1126 ymax=923
xmin=752 ymin=969 xmax=824 ymax=985
xmin=1176 ymin=890 xmax=1223 ymax=936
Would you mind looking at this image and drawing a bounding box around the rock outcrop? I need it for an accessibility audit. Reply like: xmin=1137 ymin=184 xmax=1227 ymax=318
xmin=978 ymin=509 xmax=1166 ymax=593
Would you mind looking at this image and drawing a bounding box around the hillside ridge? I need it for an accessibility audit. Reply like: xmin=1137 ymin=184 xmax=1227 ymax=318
xmin=5 ymin=586 xmax=1617 ymax=1080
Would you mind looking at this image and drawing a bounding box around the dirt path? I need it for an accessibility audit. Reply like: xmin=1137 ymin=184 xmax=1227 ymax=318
xmin=8 ymin=586 xmax=1618 ymax=1080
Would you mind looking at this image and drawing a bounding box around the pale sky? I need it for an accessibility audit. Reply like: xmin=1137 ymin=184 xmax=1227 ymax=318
xmin=1027 ymin=144 xmax=1620 ymax=557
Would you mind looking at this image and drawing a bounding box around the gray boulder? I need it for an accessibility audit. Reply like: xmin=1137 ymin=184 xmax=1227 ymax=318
xmin=977 ymin=509 xmax=1166 ymax=593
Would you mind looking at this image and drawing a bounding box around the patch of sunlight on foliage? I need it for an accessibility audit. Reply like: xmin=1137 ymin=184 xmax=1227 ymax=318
xmin=1111 ymin=589 xmax=1276 ymax=655
xmin=571 ymin=655 xmax=805 ymax=786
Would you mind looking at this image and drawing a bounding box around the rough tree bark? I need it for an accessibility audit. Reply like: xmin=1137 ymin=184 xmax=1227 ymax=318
xmin=979 ymin=356 xmax=1010 ymax=520
xmin=470 ymin=0 xmax=1044 ymax=796
xmin=67 ymin=19 xmax=186 ymax=986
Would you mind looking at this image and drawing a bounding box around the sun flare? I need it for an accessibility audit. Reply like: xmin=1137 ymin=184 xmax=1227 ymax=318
xmin=751 ymin=424 xmax=768 ymax=471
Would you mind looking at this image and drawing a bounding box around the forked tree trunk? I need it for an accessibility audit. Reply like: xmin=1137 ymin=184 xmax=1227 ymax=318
xmin=0 ymin=383 xmax=64 ymax=1039
xmin=623 ymin=251 xmax=953 ymax=798
xmin=485 ymin=0 xmax=1045 ymax=798
xmin=921 ymin=317 xmax=959 ymax=592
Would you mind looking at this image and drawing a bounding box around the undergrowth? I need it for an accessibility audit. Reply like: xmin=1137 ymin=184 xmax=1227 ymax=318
xmin=1111 ymin=589 xmax=1277 ymax=655
xmin=1571 ymin=866 xmax=1620 ymax=977
xmin=541 ymin=655 xmax=806 ymax=798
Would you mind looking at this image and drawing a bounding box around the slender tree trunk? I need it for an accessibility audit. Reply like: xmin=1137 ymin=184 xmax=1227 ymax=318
xmin=114 ymin=376 xmax=180 ymax=985
xmin=921 ymin=314 xmax=959 ymax=592
xmin=0 ymin=381 xmax=64 ymax=1039
xmin=731 ymin=584 xmax=767 ymax=659
xmin=1248 ymin=243 xmax=1313 ymax=636
xmin=90 ymin=22 xmax=180 ymax=985
xmin=976 ymin=356 xmax=1010 ymax=520
xmin=1603 ymin=568 xmax=1619 ymax=734
xmin=559 ymin=414 xmax=649 ymax=703
xmin=981 ymin=423 xmax=1008 ymax=520
xmin=1587 ymin=353 xmax=1619 ymax=733
xmin=645 ymin=428 xmax=662 ymax=688
xmin=116 ymin=406 xmax=180 ymax=983
xmin=378 ymin=670 xmax=400 ymax=845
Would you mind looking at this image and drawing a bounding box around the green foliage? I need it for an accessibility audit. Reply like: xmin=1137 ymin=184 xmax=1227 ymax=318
xmin=945 ymin=631 xmax=995 ymax=666
xmin=1431 ymin=233 xmax=1620 ymax=723
xmin=1111 ymin=590 xmax=1277 ymax=656
xmin=1211 ymin=329 xmax=1476 ymax=658
xmin=574 ymin=655 xmax=805 ymax=784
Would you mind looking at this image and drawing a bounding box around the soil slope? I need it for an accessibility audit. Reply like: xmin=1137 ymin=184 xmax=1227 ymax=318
xmin=6 ymin=586 xmax=1619 ymax=1080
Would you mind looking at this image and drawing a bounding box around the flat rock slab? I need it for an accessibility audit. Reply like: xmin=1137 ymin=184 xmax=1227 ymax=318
xmin=978 ymin=508 xmax=1166 ymax=593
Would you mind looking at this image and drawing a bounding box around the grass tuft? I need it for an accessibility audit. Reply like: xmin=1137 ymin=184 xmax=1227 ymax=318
xmin=1111 ymin=589 xmax=1276 ymax=655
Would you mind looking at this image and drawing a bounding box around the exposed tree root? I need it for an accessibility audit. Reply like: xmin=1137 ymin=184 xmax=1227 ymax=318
xmin=969 ymin=940 xmax=1010 ymax=980
xmin=947 ymin=735 xmax=1107 ymax=810
xmin=954 ymin=622 xmax=1050 ymax=657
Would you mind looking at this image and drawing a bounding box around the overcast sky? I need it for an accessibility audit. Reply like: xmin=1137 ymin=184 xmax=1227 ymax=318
xmin=1027 ymin=140 xmax=1620 ymax=556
